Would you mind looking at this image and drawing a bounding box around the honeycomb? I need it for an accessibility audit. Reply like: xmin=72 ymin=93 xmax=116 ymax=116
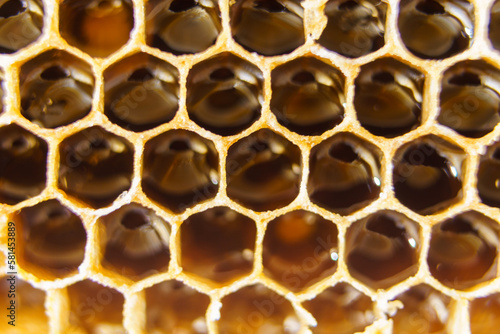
xmin=0 ymin=0 xmax=499 ymax=333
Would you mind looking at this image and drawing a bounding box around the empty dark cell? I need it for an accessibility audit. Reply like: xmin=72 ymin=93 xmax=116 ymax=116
xmin=226 ymin=129 xmax=301 ymax=211
xmin=100 ymin=203 xmax=170 ymax=281
xmin=303 ymin=283 xmax=375 ymax=334
xmin=427 ymin=212 xmax=499 ymax=289
xmin=263 ymin=210 xmax=338 ymax=292
xmin=438 ymin=61 xmax=500 ymax=138
xmin=230 ymin=0 xmax=304 ymax=56
xmin=145 ymin=280 xmax=210 ymax=333
xmin=59 ymin=0 xmax=134 ymax=57
xmin=20 ymin=50 xmax=94 ymax=128
xmin=393 ymin=140 xmax=463 ymax=215
xmin=271 ymin=57 xmax=345 ymax=136
xmin=58 ymin=127 xmax=134 ymax=208
xmin=180 ymin=207 xmax=256 ymax=284
xmin=186 ymin=53 xmax=262 ymax=136
xmin=308 ymin=134 xmax=381 ymax=215
xmin=398 ymin=0 xmax=473 ymax=59
xmin=354 ymin=58 xmax=423 ymax=138
xmin=391 ymin=285 xmax=451 ymax=333
xmin=218 ymin=284 xmax=299 ymax=334
xmin=346 ymin=212 xmax=420 ymax=289
xmin=142 ymin=130 xmax=219 ymax=213
xmin=16 ymin=200 xmax=86 ymax=278
xmin=318 ymin=0 xmax=386 ymax=58
xmin=146 ymin=0 xmax=221 ymax=55
xmin=0 ymin=124 xmax=47 ymax=205
xmin=104 ymin=53 xmax=179 ymax=132
xmin=68 ymin=280 xmax=125 ymax=332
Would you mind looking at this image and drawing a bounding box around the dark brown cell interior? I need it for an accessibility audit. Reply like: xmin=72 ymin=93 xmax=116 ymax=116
xmin=100 ymin=203 xmax=171 ymax=281
xmin=0 ymin=0 xmax=43 ymax=54
xmin=354 ymin=58 xmax=423 ymax=137
xmin=263 ymin=210 xmax=338 ymax=292
xmin=303 ymin=283 xmax=375 ymax=334
xmin=318 ymin=0 xmax=386 ymax=58
xmin=470 ymin=293 xmax=500 ymax=334
xmin=0 ymin=124 xmax=47 ymax=205
xmin=104 ymin=53 xmax=179 ymax=132
xmin=393 ymin=139 xmax=463 ymax=215
xmin=58 ymin=126 xmax=134 ymax=208
xmin=489 ymin=0 xmax=500 ymax=50
xmin=0 ymin=0 xmax=25 ymax=18
xmin=145 ymin=280 xmax=210 ymax=334
xmin=142 ymin=130 xmax=219 ymax=213
xmin=398 ymin=0 xmax=472 ymax=59
xmin=477 ymin=142 xmax=500 ymax=208
xmin=59 ymin=0 xmax=134 ymax=57
xmin=226 ymin=129 xmax=301 ymax=211
xmin=0 ymin=279 xmax=48 ymax=332
xmin=308 ymin=134 xmax=381 ymax=215
xmin=346 ymin=211 xmax=420 ymax=289
xmin=427 ymin=212 xmax=498 ymax=290
xmin=271 ymin=57 xmax=345 ymax=136
xmin=391 ymin=284 xmax=451 ymax=333
xmin=218 ymin=284 xmax=299 ymax=334
xmin=67 ymin=280 xmax=125 ymax=333
xmin=20 ymin=50 xmax=94 ymax=129
xmin=146 ymin=0 xmax=221 ymax=55
xmin=438 ymin=61 xmax=500 ymax=138
xmin=230 ymin=0 xmax=305 ymax=56
xmin=15 ymin=199 xmax=86 ymax=279
xmin=180 ymin=207 xmax=256 ymax=284
xmin=186 ymin=53 xmax=262 ymax=136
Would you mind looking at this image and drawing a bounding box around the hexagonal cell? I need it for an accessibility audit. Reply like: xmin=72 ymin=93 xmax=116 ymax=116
xmin=104 ymin=52 xmax=179 ymax=132
xmin=308 ymin=133 xmax=382 ymax=215
xmin=391 ymin=284 xmax=452 ymax=334
xmin=19 ymin=49 xmax=94 ymax=128
xmin=13 ymin=199 xmax=86 ymax=279
xmin=218 ymin=284 xmax=300 ymax=334
xmin=58 ymin=126 xmax=134 ymax=208
xmin=59 ymin=0 xmax=134 ymax=58
xmin=230 ymin=0 xmax=305 ymax=56
xmin=0 ymin=124 xmax=47 ymax=205
xmin=354 ymin=57 xmax=424 ymax=138
xmin=427 ymin=211 xmax=499 ymax=290
xmin=470 ymin=293 xmax=500 ymax=334
xmin=0 ymin=0 xmax=44 ymax=54
xmin=393 ymin=135 xmax=465 ymax=215
xmin=270 ymin=57 xmax=345 ymax=136
xmin=438 ymin=60 xmax=500 ymax=138
xmin=477 ymin=141 xmax=500 ymax=208
xmin=489 ymin=0 xmax=500 ymax=50
xmin=145 ymin=280 xmax=210 ymax=333
xmin=146 ymin=0 xmax=222 ymax=55
xmin=303 ymin=283 xmax=376 ymax=334
xmin=186 ymin=52 xmax=263 ymax=136
xmin=180 ymin=207 xmax=256 ymax=285
xmin=98 ymin=203 xmax=170 ymax=281
xmin=0 ymin=278 xmax=48 ymax=332
xmin=67 ymin=280 xmax=125 ymax=333
xmin=398 ymin=0 xmax=473 ymax=59
xmin=263 ymin=210 xmax=339 ymax=292
xmin=346 ymin=211 xmax=420 ymax=290
xmin=317 ymin=0 xmax=386 ymax=58
xmin=226 ymin=129 xmax=301 ymax=211
xmin=142 ymin=130 xmax=219 ymax=213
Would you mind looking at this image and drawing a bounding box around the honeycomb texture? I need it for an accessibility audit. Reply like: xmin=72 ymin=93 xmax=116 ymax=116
xmin=0 ymin=0 xmax=499 ymax=333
